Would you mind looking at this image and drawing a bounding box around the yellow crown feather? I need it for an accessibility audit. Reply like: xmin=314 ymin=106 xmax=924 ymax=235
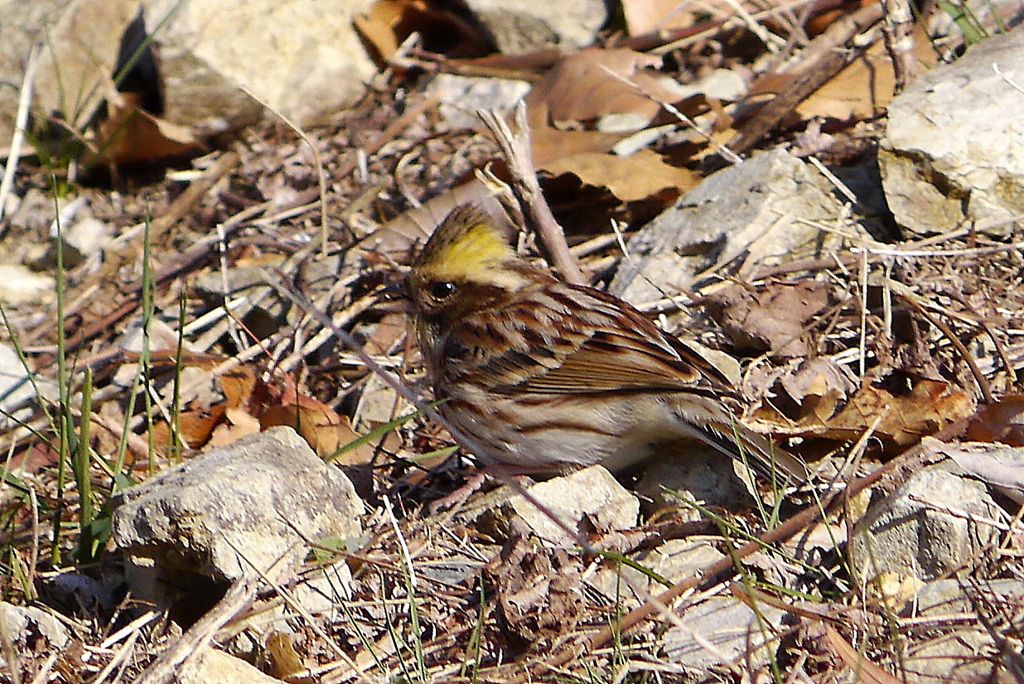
xmin=414 ymin=206 xmax=527 ymax=288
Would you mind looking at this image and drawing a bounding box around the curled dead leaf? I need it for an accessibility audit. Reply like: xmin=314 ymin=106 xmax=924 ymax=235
xmin=703 ymin=281 xmax=831 ymax=357
xmin=966 ymin=396 xmax=1024 ymax=446
xmin=526 ymin=48 xmax=667 ymax=128
xmin=818 ymin=377 xmax=975 ymax=446
xmin=541 ymin=149 xmax=697 ymax=202
xmin=86 ymin=91 xmax=204 ymax=167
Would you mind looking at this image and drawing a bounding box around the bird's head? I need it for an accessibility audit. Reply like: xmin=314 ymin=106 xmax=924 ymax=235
xmin=407 ymin=205 xmax=534 ymax=326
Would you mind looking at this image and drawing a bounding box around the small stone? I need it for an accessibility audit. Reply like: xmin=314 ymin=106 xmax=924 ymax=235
xmin=642 ymin=539 xmax=726 ymax=584
xmin=0 ymin=264 xmax=55 ymax=306
xmin=634 ymin=446 xmax=755 ymax=517
xmin=849 ymin=466 xmax=1002 ymax=587
xmin=178 ymin=649 xmax=282 ymax=684
xmin=111 ymin=427 xmax=363 ymax=620
xmin=0 ymin=602 xmax=69 ymax=671
xmin=427 ymin=73 xmax=530 ymax=131
xmin=0 ymin=342 xmax=54 ymax=434
xmin=896 ymin=579 xmax=1024 ymax=684
xmin=504 ymin=465 xmax=639 ymax=547
xmin=662 ymin=595 xmax=786 ymax=674
xmin=610 ymin=148 xmax=860 ymax=306
xmin=880 ymin=26 xmax=1024 ymax=237
xmin=32 ymin=0 xmax=376 ymax=139
xmin=464 ymin=0 xmax=606 ymax=52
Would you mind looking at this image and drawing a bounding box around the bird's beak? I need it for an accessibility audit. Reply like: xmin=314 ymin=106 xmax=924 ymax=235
xmin=375 ymin=273 xmax=414 ymax=314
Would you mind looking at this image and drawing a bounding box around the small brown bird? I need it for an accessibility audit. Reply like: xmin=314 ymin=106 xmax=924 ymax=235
xmin=407 ymin=204 xmax=809 ymax=484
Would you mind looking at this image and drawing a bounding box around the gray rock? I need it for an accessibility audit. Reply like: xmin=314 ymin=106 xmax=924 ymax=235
xmin=850 ymin=466 xmax=1002 ymax=587
xmin=30 ymin=0 xmax=376 ymax=139
xmin=0 ymin=602 xmax=69 ymax=670
xmin=291 ymin=560 xmax=354 ymax=618
xmin=466 ymin=0 xmax=606 ymax=52
xmin=111 ymin=427 xmax=362 ymax=612
xmin=426 ymin=73 xmax=531 ymax=130
xmin=925 ymin=437 xmax=1024 ymax=503
xmin=880 ymin=27 xmax=1024 ymax=237
xmin=662 ymin=595 xmax=786 ymax=674
xmin=897 ymin=579 xmax=1024 ymax=684
xmin=504 ymin=465 xmax=639 ymax=547
xmin=634 ymin=445 xmax=755 ymax=517
xmin=640 ymin=539 xmax=726 ymax=584
xmin=610 ymin=148 xmax=855 ymax=306
xmin=0 ymin=0 xmax=73 ymax=144
xmin=0 ymin=342 xmax=55 ymax=435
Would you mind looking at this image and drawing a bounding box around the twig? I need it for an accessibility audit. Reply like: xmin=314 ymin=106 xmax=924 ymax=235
xmin=135 ymin=570 xmax=274 ymax=684
xmin=0 ymin=45 xmax=40 ymax=231
xmin=477 ymin=106 xmax=586 ymax=285
xmin=889 ymin=281 xmax=995 ymax=404
xmin=149 ymin=150 xmax=240 ymax=240
xmin=598 ymin=65 xmax=742 ymax=165
xmin=339 ymin=95 xmax=440 ymax=186
xmin=878 ymin=0 xmax=921 ymax=92
xmin=729 ymin=2 xmax=885 ymax=153
xmin=31 ymin=206 xmax=251 ymax=362
xmin=91 ymin=627 xmax=142 ymax=684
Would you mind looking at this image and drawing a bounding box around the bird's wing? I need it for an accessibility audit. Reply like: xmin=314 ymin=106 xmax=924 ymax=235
xmin=476 ymin=287 xmax=731 ymax=396
xmin=501 ymin=328 xmax=714 ymax=394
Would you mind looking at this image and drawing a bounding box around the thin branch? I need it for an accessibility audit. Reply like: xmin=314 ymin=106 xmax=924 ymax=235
xmin=879 ymin=0 xmax=921 ymax=92
xmin=729 ymin=2 xmax=885 ymax=153
xmin=477 ymin=106 xmax=586 ymax=285
xmin=0 ymin=45 xmax=40 ymax=231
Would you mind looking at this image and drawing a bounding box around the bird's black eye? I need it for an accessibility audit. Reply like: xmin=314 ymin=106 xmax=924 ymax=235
xmin=430 ymin=281 xmax=457 ymax=299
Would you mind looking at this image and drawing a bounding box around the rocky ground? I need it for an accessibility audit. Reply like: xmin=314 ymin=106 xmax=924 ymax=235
xmin=2 ymin=1 xmax=1024 ymax=683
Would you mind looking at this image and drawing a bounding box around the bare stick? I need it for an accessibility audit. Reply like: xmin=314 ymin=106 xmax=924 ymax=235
xmin=729 ymin=2 xmax=884 ymax=153
xmin=478 ymin=106 xmax=586 ymax=285
xmin=0 ymin=45 xmax=40 ymax=230
xmin=879 ymin=0 xmax=921 ymax=92
xmin=149 ymin=150 xmax=240 ymax=240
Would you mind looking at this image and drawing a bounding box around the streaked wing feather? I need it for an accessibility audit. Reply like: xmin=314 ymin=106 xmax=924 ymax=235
xmin=508 ymin=330 xmax=708 ymax=393
xmin=475 ymin=282 xmax=729 ymax=395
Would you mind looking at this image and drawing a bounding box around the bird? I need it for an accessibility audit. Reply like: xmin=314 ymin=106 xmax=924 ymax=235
xmin=405 ymin=203 xmax=809 ymax=485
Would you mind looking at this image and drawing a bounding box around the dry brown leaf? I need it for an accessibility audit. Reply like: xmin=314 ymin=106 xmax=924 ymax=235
xmin=778 ymin=357 xmax=858 ymax=424
xmin=966 ymin=396 xmax=1024 ymax=446
xmin=363 ymin=312 xmax=408 ymax=356
xmin=529 ymin=125 xmax=625 ymax=168
xmin=622 ymin=0 xmax=695 ymax=34
xmin=928 ymin=438 xmax=1024 ymax=503
xmin=821 ymin=377 xmax=975 ymax=445
xmin=354 ymin=0 xmax=492 ymax=63
xmin=354 ymin=0 xmax=406 ymax=60
xmin=220 ymin=366 xmax=258 ymax=409
xmin=145 ymin=359 xmax=257 ymax=450
xmin=207 ymin=406 xmax=262 ymax=446
xmin=797 ymin=25 xmax=936 ymax=120
xmin=753 ymin=374 xmax=975 ymax=446
xmin=86 ymin=91 xmax=203 ymax=167
xmin=491 ymin=528 xmax=588 ymax=648
xmin=527 ymin=48 xmax=668 ymax=128
xmin=541 ymin=149 xmax=698 ymax=202
xmin=266 ymin=631 xmax=311 ymax=683
xmin=259 ymin=403 xmax=389 ymax=465
xmin=704 ymin=281 xmax=831 ymax=357
xmin=148 ymin=400 xmax=225 ymax=450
